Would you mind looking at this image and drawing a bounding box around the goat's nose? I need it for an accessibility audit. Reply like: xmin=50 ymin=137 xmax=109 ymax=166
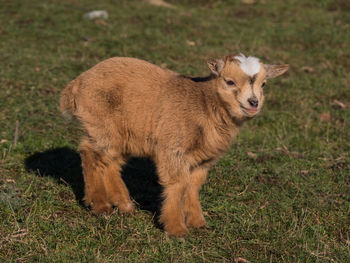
xmin=248 ymin=97 xmax=259 ymax=108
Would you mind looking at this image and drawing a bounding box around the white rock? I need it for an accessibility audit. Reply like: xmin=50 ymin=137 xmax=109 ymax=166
xmin=84 ymin=10 xmax=108 ymax=20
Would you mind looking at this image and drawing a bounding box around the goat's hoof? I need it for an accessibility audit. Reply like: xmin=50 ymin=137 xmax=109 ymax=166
xmin=84 ymin=194 xmax=114 ymax=215
xmin=91 ymin=202 xmax=113 ymax=215
xmin=118 ymin=202 xmax=135 ymax=214
xmin=165 ymin=225 xmax=189 ymax=237
xmin=186 ymin=216 xmax=206 ymax=228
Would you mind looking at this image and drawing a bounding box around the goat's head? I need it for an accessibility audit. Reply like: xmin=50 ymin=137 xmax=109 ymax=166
xmin=207 ymin=53 xmax=289 ymax=120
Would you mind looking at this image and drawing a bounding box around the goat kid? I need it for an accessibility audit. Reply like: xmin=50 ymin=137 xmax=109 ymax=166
xmin=60 ymin=53 xmax=288 ymax=237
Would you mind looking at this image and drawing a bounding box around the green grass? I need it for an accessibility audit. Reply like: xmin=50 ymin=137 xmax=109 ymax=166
xmin=1 ymin=0 xmax=349 ymax=262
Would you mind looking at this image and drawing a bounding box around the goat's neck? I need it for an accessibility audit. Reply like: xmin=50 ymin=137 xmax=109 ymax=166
xmin=204 ymin=79 xmax=244 ymax=130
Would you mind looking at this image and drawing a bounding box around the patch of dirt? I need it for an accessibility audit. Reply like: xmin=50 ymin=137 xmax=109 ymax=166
xmin=328 ymin=0 xmax=350 ymax=11
xmin=255 ymin=174 xmax=283 ymax=186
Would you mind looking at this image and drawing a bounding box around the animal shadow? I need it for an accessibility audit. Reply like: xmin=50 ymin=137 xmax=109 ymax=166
xmin=24 ymin=147 xmax=163 ymax=219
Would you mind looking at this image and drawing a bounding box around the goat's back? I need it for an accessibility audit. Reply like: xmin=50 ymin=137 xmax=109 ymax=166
xmin=60 ymin=57 xmax=217 ymax=157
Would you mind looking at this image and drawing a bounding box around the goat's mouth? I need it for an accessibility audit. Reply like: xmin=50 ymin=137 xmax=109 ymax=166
xmin=240 ymin=105 xmax=259 ymax=116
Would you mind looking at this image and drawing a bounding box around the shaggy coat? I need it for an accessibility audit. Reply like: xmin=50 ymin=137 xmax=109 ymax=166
xmin=60 ymin=54 xmax=288 ymax=236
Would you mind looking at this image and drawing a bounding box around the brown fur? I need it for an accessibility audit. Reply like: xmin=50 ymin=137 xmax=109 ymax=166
xmin=60 ymin=55 xmax=288 ymax=236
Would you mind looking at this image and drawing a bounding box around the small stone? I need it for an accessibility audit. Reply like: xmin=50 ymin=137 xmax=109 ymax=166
xmin=84 ymin=10 xmax=108 ymax=20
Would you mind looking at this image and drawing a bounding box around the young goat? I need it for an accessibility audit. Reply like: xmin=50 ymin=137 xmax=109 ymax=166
xmin=60 ymin=53 xmax=288 ymax=236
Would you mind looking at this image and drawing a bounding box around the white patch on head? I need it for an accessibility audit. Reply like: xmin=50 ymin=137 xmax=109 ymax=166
xmin=234 ymin=53 xmax=261 ymax=77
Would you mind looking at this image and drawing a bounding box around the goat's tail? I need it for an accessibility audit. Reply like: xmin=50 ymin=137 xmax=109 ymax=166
xmin=59 ymin=80 xmax=77 ymax=120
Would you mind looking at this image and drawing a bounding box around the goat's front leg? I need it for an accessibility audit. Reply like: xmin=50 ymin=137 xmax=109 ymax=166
xmin=184 ymin=167 xmax=207 ymax=228
xmin=157 ymin=158 xmax=189 ymax=237
xmin=160 ymin=181 xmax=188 ymax=236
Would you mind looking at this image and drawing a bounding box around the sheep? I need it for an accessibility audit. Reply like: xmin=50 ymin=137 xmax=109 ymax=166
xmin=60 ymin=53 xmax=288 ymax=236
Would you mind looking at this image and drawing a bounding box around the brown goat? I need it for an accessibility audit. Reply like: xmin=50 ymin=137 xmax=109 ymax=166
xmin=60 ymin=53 xmax=288 ymax=236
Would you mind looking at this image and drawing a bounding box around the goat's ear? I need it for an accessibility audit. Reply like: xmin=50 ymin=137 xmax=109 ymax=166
xmin=264 ymin=64 xmax=289 ymax=79
xmin=207 ymin=58 xmax=224 ymax=76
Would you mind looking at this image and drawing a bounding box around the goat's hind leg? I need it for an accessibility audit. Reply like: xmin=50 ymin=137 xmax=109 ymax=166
xmin=103 ymin=154 xmax=135 ymax=214
xmin=79 ymin=138 xmax=134 ymax=214
xmin=79 ymin=138 xmax=112 ymax=214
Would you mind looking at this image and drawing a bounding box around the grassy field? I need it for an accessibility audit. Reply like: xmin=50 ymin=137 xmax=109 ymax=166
xmin=1 ymin=0 xmax=349 ymax=262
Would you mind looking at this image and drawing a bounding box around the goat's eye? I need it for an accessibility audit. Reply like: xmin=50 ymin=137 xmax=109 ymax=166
xmin=225 ymin=80 xmax=235 ymax=86
xmin=262 ymin=82 xmax=266 ymax=88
